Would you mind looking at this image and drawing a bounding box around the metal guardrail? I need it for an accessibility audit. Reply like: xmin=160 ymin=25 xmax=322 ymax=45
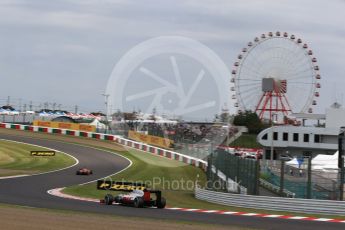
xmin=259 ymin=178 xmax=295 ymax=198
xmin=195 ymin=187 xmax=345 ymax=215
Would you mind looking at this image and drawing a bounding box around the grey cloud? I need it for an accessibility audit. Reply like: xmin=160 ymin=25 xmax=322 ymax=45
xmin=0 ymin=0 xmax=344 ymax=117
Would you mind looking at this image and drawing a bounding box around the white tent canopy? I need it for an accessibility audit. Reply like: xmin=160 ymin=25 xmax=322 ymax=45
xmin=82 ymin=119 xmax=106 ymax=129
xmin=311 ymin=151 xmax=338 ymax=171
xmin=286 ymin=157 xmax=299 ymax=167
xmin=286 ymin=151 xmax=338 ymax=171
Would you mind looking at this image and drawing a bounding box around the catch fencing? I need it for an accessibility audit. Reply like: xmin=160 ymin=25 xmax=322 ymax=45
xmin=207 ymin=148 xmax=260 ymax=195
xmin=262 ymin=161 xmax=341 ymax=200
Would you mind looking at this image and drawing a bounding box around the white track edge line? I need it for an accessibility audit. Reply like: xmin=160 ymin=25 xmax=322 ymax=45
xmin=0 ymin=139 xmax=79 ymax=179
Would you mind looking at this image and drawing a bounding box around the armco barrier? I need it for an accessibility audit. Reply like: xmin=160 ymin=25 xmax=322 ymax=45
xmin=259 ymin=178 xmax=295 ymax=198
xmin=195 ymin=186 xmax=345 ymax=215
xmin=0 ymin=123 xmax=207 ymax=170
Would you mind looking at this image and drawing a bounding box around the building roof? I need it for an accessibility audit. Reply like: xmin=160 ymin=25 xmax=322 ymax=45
xmin=289 ymin=113 xmax=326 ymax=120
xmin=51 ymin=116 xmax=77 ymax=123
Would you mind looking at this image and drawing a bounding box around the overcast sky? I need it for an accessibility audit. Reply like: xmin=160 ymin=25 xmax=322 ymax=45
xmin=0 ymin=0 xmax=344 ymax=120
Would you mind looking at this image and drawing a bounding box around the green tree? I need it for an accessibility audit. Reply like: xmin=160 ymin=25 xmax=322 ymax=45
xmin=233 ymin=110 xmax=265 ymax=134
xmin=220 ymin=111 xmax=230 ymax=123
xmin=213 ymin=114 xmax=220 ymax=122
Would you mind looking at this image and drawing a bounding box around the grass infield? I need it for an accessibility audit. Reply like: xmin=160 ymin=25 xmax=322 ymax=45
xmin=0 ymin=139 xmax=76 ymax=177
xmin=229 ymin=133 xmax=262 ymax=148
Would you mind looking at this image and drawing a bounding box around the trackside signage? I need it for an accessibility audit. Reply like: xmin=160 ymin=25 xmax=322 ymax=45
xmin=30 ymin=151 xmax=56 ymax=156
xmin=97 ymin=181 xmax=146 ymax=191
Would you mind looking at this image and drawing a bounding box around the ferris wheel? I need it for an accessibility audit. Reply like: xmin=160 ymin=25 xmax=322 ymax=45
xmin=231 ymin=31 xmax=321 ymax=122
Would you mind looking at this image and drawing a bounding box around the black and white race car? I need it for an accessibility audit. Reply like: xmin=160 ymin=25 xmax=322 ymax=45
xmin=101 ymin=189 xmax=166 ymax=209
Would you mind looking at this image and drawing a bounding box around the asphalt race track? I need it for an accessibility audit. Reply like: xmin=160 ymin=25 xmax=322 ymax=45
xmin=0 ymin=133 xmax=343 ymax=230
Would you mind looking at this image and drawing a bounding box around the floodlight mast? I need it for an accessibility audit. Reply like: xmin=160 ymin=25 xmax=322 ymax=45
xmin=102 ymin=93 xmax=110 ymax=116
xmin=102 ymin=93 xmax=110 ymax=133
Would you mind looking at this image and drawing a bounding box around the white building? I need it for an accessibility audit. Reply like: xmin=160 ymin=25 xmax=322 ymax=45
xmin=257 ymin=104 xmax=343 ymax=160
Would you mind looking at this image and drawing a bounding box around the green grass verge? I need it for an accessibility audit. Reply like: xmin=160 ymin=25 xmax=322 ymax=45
xmin=230 ymin=134 xmax=262 ymax=148
xmin=0 ymin=139 xmax=76 ymax=177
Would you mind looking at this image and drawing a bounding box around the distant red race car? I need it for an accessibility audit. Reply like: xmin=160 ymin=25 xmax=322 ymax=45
xmin=76 ymin=168 xmax=93 ymax=175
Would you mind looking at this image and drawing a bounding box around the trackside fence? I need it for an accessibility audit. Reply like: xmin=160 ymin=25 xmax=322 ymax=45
xmin=195 ymin=186 xmax=345 ymax=215
xmin=207 ymin=148 xmax=260 ymax=195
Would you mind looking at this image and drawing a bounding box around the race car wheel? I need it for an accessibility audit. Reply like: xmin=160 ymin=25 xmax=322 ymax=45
xmin=90 ymin=170 xmax=93 ymax=174
xmin=156 ymin=197 xmax=166 ymax=209
xmin=134 ymin=197 xmax=144 ymax=208
xmin=76 ymin=171 xmax=80 ymax=175
xmin=114 ymin=196 xmax=121 ymax=203
xmin=104 ymin=194 xmax=114 ymax=205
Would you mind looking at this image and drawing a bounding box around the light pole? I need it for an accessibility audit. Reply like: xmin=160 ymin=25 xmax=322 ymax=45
xmin=101 ymin=93 xmax=109 ymax=116
xmin=101 ymin=93 xmax=110 ymax=133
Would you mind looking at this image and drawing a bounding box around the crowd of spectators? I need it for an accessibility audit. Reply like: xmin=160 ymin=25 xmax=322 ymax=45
xmin=114 ymin=121 xmax=239 ymax=146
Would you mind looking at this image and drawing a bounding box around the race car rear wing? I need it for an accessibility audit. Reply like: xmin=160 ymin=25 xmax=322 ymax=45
xmin=97 ymin=180 xmax=146 ymax=191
